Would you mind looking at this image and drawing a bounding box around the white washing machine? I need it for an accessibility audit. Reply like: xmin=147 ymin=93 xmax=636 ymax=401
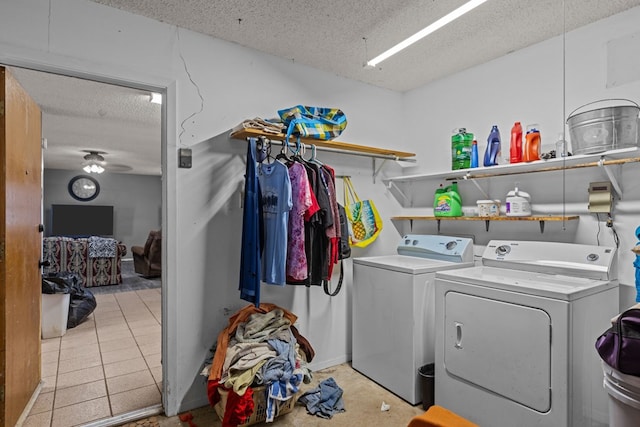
xmin=435 ymin=240 xmax=619 ymax=427
xmin=352 ymin=234 xmax=474 ymax=405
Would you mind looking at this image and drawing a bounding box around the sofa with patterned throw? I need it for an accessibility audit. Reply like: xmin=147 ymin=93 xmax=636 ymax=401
xmin=42 ymin=236 xmax=127 ymax=287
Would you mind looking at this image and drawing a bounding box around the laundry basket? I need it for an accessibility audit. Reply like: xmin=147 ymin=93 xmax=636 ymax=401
xmin=214 ymin=385 xmax=298 ymax=426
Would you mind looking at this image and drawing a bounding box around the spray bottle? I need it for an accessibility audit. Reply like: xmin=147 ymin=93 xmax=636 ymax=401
xmin=483 ymin=125 xmax=501 ymax=167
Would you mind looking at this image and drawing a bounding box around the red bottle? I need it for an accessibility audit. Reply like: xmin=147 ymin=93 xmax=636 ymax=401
xmin=509 ymin=121 xmax=522 ymax=164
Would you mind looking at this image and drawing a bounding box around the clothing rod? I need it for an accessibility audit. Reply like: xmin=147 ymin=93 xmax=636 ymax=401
xmin=249 ymin=137 xmax=416 ymax=163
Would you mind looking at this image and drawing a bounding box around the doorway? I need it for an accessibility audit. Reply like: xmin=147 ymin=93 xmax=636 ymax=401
xmin=7 ymin=66 xmax=166 ymax=426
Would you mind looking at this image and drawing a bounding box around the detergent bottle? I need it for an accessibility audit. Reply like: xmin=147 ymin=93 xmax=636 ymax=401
xmin=470 ymin=140 xmax=479 ymax=168
xmin=451 ymin=128 xmax=474 ymax=170
xmin=523 ymin=126 xmax=541 ymax=162
xmin=434 ymin=182 xmax=463 ymax=217
xmin=509 ymin=121 xmax=523 ymax=164
xmin=483 ymin=125 xmax=501 ymax=167
xmin=505 ymin=185 xmax=532 ymax=217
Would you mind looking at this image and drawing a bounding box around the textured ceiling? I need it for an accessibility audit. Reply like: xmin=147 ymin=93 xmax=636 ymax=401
xmin=10 ymin=67 xmax=162 ymax=176
xmin=90 ymin=0 xmax=640 ymax=92
xmin=9 ymin=1 xmax=640 ymax=176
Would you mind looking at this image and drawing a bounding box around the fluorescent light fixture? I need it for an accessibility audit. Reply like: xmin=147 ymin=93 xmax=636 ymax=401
xmin=150 ymin=92 xmax=162 ymax=104
xmin=366 ymin=0 xmax=489 ymax=67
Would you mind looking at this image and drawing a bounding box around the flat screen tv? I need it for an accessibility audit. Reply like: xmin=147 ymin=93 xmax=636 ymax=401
xmin=50 ymin=204 xmax=114 ymax=237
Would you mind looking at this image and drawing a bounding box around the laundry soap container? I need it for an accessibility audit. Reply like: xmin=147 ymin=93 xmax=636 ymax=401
xmin=434 ymin=182 xmax=462 ymax=217
xmin=505 ymin=186 xmax=531 ymax=217
xmin=477 ymin=200 xmax=501 ymax=217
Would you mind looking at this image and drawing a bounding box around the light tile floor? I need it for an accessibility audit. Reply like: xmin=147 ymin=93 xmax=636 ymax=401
xmin=24 ymin=289 xmax=162 ymax=427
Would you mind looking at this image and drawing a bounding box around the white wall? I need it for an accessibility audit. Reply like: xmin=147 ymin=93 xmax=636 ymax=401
xmin=43 ymin=169 xmax=162 ymax=251
xmin=0 ymin=0 xmax=406 ymax=415
xmin=401 ymin=6 xmax=640 ymax=307
xmin=3 ymin=0 xmax=640 ymax=416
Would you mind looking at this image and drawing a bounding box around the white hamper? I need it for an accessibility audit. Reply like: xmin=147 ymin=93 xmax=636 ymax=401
xmin=602 ymin=362 xmax=640 ymax=427
xmin=41 ymin=293 xmax=70 ymax=339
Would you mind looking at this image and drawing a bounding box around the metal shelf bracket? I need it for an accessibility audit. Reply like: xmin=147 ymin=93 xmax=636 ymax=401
xmin=598 ymin=157 xmax=623 ymax=199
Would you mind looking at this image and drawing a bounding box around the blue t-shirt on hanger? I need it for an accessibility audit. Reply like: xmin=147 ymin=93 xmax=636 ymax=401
xmin=259 ymin=160 xmax=292 ymax=285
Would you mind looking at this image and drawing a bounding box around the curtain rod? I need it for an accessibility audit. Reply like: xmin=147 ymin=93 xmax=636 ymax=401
xmin=248 ymin=137 xmax=416 ymax=163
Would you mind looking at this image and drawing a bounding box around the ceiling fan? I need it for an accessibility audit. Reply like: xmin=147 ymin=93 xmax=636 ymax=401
xmin=82 ymin=150 xmax=107 ymax=174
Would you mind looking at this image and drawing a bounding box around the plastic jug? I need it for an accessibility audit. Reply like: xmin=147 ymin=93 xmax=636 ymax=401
xmin=483 ymin=125 xmax=501 ymax=167
xmin=451 ymin=128 xmax=474 ymax=170
xmin=470 ymin=140 xmax=479 ymax=168
xmin=505 ymin=185 xmax=532 ymax=217
xmin=434 ymin=182 xmax=462 ymax=217
xmin=510 ymin=122 xmax=523 ymax=164
xmin=523 ymin=127 xmax=541 ymax=162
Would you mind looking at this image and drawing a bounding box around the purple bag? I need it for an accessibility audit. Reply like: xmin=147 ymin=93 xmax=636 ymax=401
xmin=595 ymin=308 xmax=640 ymax=375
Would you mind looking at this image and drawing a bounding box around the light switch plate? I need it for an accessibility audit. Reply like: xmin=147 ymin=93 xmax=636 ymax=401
xmin=179 ymin=148 xmax=192 ymax=168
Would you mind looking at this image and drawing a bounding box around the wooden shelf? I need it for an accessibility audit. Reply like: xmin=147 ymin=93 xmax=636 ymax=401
xmin=392 ymin=215 xmax=579 ymax=233
xmin=230 ymin=127 xmax=416 ymax=159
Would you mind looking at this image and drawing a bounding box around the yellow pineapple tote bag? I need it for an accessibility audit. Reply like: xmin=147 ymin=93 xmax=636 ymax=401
xmin=343 ymin=177 xmax=383 ymax=248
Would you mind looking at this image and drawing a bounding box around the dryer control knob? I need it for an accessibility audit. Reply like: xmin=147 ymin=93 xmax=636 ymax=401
xmin=446 ymin=241 xmax=457 ymax=250
xmin=587 ymin=253 xmax=599 ymax=262
xmin=496 ymin=245 xmax=511 ymax=256
xmin=412 ymin=240 xmax=418 ymax=245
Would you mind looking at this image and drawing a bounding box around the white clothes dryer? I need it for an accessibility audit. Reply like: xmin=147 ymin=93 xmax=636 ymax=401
xmin=352 ymin=234 xmax=474 ymax=405
xmin=434 ymin=240 xmax=619 ymax=427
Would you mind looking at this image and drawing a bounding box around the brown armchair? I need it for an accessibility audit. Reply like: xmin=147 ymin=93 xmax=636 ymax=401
xmin=132 ymin=230 xmax=161 ymax=278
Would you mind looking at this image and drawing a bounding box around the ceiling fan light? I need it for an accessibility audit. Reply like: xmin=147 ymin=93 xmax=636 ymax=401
xmin=83 ymin=163 xmax=104 ymax=174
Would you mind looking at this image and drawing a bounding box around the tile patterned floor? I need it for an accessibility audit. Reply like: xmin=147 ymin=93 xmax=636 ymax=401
xmin=24 ymin=289 xmax=162 ymax=427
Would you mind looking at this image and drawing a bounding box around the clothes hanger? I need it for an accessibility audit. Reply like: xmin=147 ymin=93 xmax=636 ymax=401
xmin=308 ymin=144 xmax=323 ymax=166
xmin=275 ymin=138 xmax=293 ymax=163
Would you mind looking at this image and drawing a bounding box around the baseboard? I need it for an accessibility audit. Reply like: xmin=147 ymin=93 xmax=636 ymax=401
xmin=15 ymin=380 xmax=43 ymax=427
xmin=308 ymin=354 xmax=351 ymax=372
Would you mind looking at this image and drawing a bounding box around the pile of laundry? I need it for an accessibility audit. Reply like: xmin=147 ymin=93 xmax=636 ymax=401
xmin=298 ymin=377 xmax=346 ymax=419
xmin=204 ymin=303 xmax=314 ymax=426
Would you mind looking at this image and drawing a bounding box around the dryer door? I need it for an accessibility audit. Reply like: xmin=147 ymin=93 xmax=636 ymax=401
xmin=444 ymin=291 xmax=551 ymax=412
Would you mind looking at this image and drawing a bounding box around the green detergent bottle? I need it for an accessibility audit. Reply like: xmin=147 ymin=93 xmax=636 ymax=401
xmin=451 ymin=128 xmax=474 ymax=170
xmin=434 ymin=182 xmax=463 ymax=217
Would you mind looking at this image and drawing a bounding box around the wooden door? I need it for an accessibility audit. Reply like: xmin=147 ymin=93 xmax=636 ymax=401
xmin=0 ymin=66 xmax=43 ymax=426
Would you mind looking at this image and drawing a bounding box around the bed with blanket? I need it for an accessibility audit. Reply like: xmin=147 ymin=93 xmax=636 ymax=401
xmin=42 ymin=236 xmax=127 ymax=287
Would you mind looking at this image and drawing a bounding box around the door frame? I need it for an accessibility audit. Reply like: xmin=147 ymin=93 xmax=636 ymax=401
xmin=0 ymin=57 xmax=176 ymax=414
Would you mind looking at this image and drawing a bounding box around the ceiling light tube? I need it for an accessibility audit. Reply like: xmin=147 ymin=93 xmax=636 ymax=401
xmin=366 ymin=0 xmax=489 ymax=67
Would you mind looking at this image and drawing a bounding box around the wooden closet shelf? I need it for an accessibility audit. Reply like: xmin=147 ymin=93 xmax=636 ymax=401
xmin=392 ymin=215 xmax=579 ymax=233
xmin=230 ymin=127 xmax=416 ymax=159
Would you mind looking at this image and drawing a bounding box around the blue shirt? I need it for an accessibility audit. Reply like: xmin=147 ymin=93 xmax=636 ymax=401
xmin=258 ymin=160 xmax=292 ymax=285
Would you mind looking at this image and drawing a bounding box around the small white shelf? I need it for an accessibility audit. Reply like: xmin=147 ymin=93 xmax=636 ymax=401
xmin=383 ymin=147 xmax=639 ymax=183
